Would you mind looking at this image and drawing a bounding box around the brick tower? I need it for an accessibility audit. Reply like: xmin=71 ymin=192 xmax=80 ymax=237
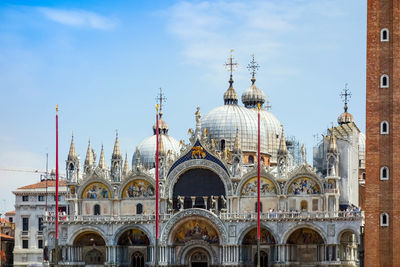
xmin=365 ymin=1 xmax=400 ymax=266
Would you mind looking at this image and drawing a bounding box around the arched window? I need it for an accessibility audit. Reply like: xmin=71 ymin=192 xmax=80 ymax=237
xmin=381 ymin=121 xmax=389 ymax=134
xmin=380 ymin=166 xmax=389 ymax=180
xmin=362 ymin=172 xmax=366 ymax=180
xmin=381 ymin=74 xmax=389 ymax=88
xmin=381 ymin=213 xmax=389 ymax=226
xmin=94 ymin=204 xmax=101 ymax=215
xmin=69 ymin=163 xmax=74 ymax=171
xmin=248 ymin=155 xmax=254 ymax=164
xmin=381 ymin=28 xmax=389 ymax=42
xmin=136 ymin=203 xmax=143 ymax=214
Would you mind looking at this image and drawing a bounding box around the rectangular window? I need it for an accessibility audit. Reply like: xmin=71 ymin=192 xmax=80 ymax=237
xmin=38 ymin=239 xmax=43 ymax=249
xmin=312 ymin=199 xmax=319 ymax=211
xmin=38 ymin=195 xmax=45 ymax=201
xmin=53 ymin=195 xmax=61 ymax=201
xmin=22 ymin=239 xmax=28 ymax=249
xmin=22 ymin=217 xmax=29 ymax=231
xmin=38 ymin=217 xmax=43 ymax=231
xmin=22 ymin=196 xmax=29 ymax=202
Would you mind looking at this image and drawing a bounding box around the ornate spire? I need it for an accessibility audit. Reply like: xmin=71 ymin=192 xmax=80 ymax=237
xmin=242 ymin=54 xmax=265 ymax=108
xmin=247 ymin=54 xmax=259 ymax=85
xmin=223 ymin=49 xmax=239 ymax=105
xmin=112 ymin=130 xmax=122 ymax=160
xmin=340 ymin=83 xmax=352 ymax=113
xmin=67 ymin=133 xmax=77 ymax=161
xmin=84 ymin=139 xmax=94 ymax=168
xmin=123 ymin=153 xmax=130 ymax=175
xmin=277 ymin=127 xmax=288 ymax=155
xmin=153 ymin=88 xmax=169 ymax=134
xmin=98 ymin=144 xmax=107 ymax=169
xmin=338 ymin=83 xmax=354 ymax=125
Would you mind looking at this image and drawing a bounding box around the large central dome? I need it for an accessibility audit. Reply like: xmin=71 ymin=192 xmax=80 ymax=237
xmin=201 ymin=73 xmax=283 ymax=162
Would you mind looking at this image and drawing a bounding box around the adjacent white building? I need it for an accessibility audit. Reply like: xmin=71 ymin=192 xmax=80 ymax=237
xmin=12 ymin=177 xmax=67 ymax=267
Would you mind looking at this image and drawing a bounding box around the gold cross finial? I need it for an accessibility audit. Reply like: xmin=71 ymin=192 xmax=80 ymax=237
xmin=56 ymin=105 xmax=59 ymax=113
xmin=155 ymin=87 xmax=166 ymax=115
xmin=224 ymin=49 xmax=238 ymax=85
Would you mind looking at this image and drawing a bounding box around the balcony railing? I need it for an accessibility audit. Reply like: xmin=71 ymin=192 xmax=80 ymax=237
xmin=44 ymin=210 xmax=363 ymax=224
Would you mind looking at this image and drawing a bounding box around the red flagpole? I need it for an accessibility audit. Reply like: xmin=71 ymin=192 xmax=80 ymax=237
xmin=257 ymin=103 xmax=261 ymax=267
xmin=56 ymin=105 xmax=59 ymax=239
xmin=55 ymin=105 xmax=59 ymax=266
xmin=155 ymin=104 xmax=159 ymax=267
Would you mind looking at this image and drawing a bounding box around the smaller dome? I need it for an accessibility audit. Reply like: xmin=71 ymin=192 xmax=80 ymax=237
xmin=153 ymin=118 xmax=169 ymax=134
xmin=337 ymin=112 xmax=354 ymax=125
xmin=242 ymin=84 xmax=266 ymax=108
xmin=133 ymin=134 xmax=180 ymax=169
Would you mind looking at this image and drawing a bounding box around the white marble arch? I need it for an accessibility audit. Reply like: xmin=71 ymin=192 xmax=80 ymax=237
xmin=281 ymin=223 xmax=327 ymax=244
xmin=77 ymin=177 xmax=115 ymax=199
xmin=237 ymin=223 xmax=279 ymax=245
xmin=67 ymin=225 xmax=108 ymax=246
xmin=336 ymin=227 xmax=360 ymax=244
xmin=160 ymin=208 xmax=228 ymax=245
xmin=165 ymin=159 xmax=233 ymax=198
xmin=178 ymin=240 xmax=218 ymax=265
xmin=283 ymin=173 xmax=325 ymax=196
xmin=117 ymin=174 xmax=156 ymax=199
xmin=236 ymin=167 xmax=280 ymax=196
xmin=113 ymin=224 xmax=154 ymax=246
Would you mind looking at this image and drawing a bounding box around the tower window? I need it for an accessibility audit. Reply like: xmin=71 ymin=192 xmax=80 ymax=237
xmin=381 ymin=121 xmax=389 ymax=134
xmin=362 ymin=172 xmax=366 ymax=180
xmin=94 ymin=204 xmax=101 ymax=215
xmin=380 ymin=213 xmax=389 ymax=226
xmin=380 ymin=74 xmax=389 ymax=88
xmin=381 ymin=28 xmax=389 ymax=42
xmin=380 ymin=166 xmax=389 ymax=180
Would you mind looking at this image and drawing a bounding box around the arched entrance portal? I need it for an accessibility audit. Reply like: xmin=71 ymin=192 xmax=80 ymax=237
xmin=188 ymin=249 xmax=209 ymax=267
xmin=73 ymin=231 xmax=106 ymax=266
xmin=117 ymin=229 xmax=150 ymax=267
xmin=173 ymin=168 xmax=226 ymax=211
xmin=241 ymin=228 xmax=275 ymax=267
xmin=286 ymin=228 xmax=324 ymax=264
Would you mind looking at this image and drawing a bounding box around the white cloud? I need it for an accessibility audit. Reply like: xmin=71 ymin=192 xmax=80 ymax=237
xmin=38 ymin=7 xmax=116 ymax=30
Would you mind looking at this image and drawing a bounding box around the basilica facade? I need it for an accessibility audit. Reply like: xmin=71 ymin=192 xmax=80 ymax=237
xmin=44 ymin=65 xmax=363 ymax=267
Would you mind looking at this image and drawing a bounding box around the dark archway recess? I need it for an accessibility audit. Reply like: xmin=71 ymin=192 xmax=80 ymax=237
xmin=254 ymin=251 xmax=268 ymax=267
xmin=118 ymin=229 xmax=150 ymax=246
xmin=131 ymin=251 xmax=145 ymax=267
xmin=73 ymin=232 xmax=105 ymax=246
xmin=173 ymin=168 xmax=226 ymax=210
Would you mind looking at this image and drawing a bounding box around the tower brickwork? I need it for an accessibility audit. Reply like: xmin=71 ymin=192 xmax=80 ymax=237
xmin=365 ymin=1 xmax=400 ymax=266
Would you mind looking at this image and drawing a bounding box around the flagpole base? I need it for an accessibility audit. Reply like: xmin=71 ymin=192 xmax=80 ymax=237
xmin=257 ymin=238 xmax=261 ymax=267
xmin=155 ymin=237 xmax=159 ymax=267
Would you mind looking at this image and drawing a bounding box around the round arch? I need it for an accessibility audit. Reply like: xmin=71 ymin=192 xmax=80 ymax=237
xmin=73 ymin=231 xmax=106 ymax=246
xmin=160 ymin=209 xmax=228 ymax=245
xmin=283 ymin=175 xmax=324 ymax=195
xmin=166 ymin=159 xmax=233 ymax=198
xmin=238 ymin=223 xmax=279 ymax=245
xmin=337 ymin=228 xmax=360 ymax=244
xmin=68 ymin=226 xmax=107 ymax=246
xmin=282 ymin=224 xmax=327 ymax=245
xmin=237 ymin=169 xmax=280 ymax=196
xmin=178 ymin=240 xmax=217 ymax=265
xmin=77 ymin=178 xmax=114 ymax=199
xmin=118 ymin=175 xmax=155 ymax=198
xmin=113 ymin=224 xmax=154 ymax=246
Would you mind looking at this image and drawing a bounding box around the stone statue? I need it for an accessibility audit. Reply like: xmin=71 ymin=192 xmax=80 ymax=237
xmin=210 ymin=195 xmax=217 ymax=212
xmin=178 ymin=195 xmax=184 ymax=211
xmin=168 ymin=198 xmax=173 ymax=213
xmin=195 ymin=106 xmax=201 ymax=125
xmin=220 ymin=195 xmax=227 ymax=212
xmin=301 ymin=144 xmax=306 ymax=163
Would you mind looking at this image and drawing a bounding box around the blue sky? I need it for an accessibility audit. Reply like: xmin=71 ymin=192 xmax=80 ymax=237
xmin=0 ymin=1 xmax=366 ymax=212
